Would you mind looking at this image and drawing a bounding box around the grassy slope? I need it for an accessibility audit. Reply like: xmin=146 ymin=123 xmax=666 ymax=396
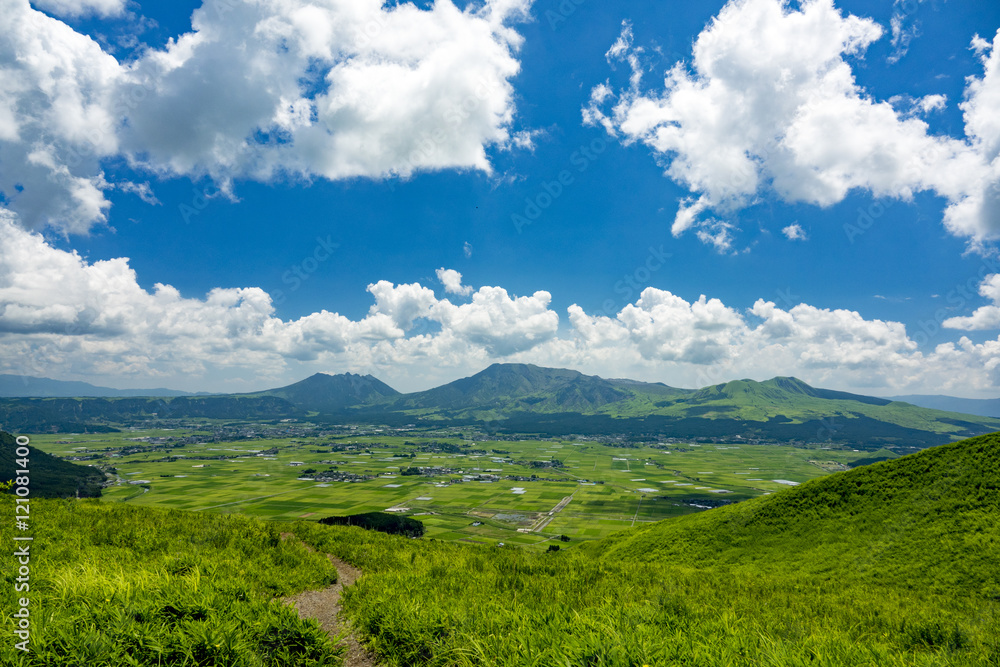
xmin=286 ymin=433 xmax=1000 ymax=666
xmin=4 ymin=433 xmax=998 ymax=666
xmin=587 ymin=432 xmax=1000 ymax=595
xmin=0 ymin=501 xmax=342 ymax=666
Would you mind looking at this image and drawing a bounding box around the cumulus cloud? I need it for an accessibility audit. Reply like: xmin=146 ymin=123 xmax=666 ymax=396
xmin=962 ymin=33 xmax=1000 ymax=162
xmin=782 ymin=223 xmax=808 ymax=241
xmin=31 ymin=0 xmax=126 ymax=18
xmin=943 ymin=274 xmax=1000 ymax=330
xmin=585 ymin=0 xmax=1000 ymax=249
xmin=436 ymin=268 xmax=474 ymax=296
xmin=0 ymin=211 xmax=558 ymax=385
xmin=0 ymin=2 xmax=123 ymax=232
xmin=0 ymin=0 xmax=532 ymax=233
xmin=435 ymin=287 xmax=559 ymax=356
xmin=3 ymin=207 xmax=1000 ymax=395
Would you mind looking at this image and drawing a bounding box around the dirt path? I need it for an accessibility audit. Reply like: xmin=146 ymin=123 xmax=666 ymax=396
xmin=281 ymin=535 xmax=376 ymax=667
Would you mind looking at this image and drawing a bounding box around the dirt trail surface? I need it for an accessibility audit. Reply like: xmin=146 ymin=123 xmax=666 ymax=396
xmin=281 ymin=534 xmax=376 ymax=667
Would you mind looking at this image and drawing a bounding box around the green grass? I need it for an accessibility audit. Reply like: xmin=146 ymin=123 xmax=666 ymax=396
xmin=277 ymin=432 xmax=1000 ymax=666
xmin=4 ymin=433 xmax=999 ymax=665
xmin=590 ymin=433 xmax=1000 ymax=594
xmin=0 ymin=500 xmax=342 ymax=666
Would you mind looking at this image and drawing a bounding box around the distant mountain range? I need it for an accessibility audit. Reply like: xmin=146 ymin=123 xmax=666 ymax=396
xmin=886 ymin=394 xmax=1000 ymax=419
xmin=0 ymin=374 xmax=202 ymax=398
xmin=1 ymin=364 xmax=998 ymax=448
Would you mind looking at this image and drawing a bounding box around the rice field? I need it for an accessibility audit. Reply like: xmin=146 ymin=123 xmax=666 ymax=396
xmin=29 ymin=427 xmax=864 ymax=549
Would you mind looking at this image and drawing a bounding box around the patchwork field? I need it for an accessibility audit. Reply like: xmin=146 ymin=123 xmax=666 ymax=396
xmin=29 ymin=424 xmax=868 ymax=549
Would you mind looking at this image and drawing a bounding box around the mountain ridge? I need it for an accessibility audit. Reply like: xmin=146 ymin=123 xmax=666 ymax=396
xmin=246 ymin=372 xmax=399 ymax=412
xmin=887 ymin=394 xmax=1000 ymax=418
xmin=1 ymin=364 xmax=998 ymax=447
xmin=0 ymin=374 xmax=202 ymax=398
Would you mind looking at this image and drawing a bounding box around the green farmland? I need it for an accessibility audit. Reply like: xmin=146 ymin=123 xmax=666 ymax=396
xmin=29 ymin=426 xmax=868 ymax=548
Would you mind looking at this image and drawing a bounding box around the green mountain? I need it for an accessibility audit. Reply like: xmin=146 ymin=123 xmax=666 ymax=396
xmin=376 ymin=366 xmax=1000 ymax=448
xmin=388 ymin=363 xmax=674 ymax=416
xmin=0 ymin=430 xmax=106 ymax=498
xmin=1 ymin=364 xmax=997 ymax=448
xmin=248 ymin=372 xmax=399 ymax=412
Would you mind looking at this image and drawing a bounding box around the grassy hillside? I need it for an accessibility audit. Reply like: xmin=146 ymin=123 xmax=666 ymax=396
xmin=0 ymin=431 xmax=106 ymax=498
xmin=287 ymin=433 xmax=1000 ymax=666
xmin=4 ymin=433 xmax=998 ymax=665
xmin=0 ymin=500 xmax=341 ymax=666
xmin=588 ymin=432 xmax=1000 ymax=594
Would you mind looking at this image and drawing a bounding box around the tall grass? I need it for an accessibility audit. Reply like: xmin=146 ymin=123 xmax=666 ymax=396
xmin=0 ymin=498 xmax=342 ymax=666
xmin=290 ymin=521 xmax=1000 ymax=666
xmin=4 ymin=433 xmax=998 ymax=666
xmin=284 ymin=432 xmax=1000 ymax=666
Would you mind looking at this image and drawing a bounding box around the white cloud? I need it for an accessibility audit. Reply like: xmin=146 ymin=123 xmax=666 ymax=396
xmin=3 ymin=207 xmax=1000 ymax=396
xmin=918 ymin=94 xmax=947 ymax=114
xmin=0 ymin=211 xmax=558 ymax=386
xmin=606 ymin=20 xmax=634 ymax=61
xmin=943 ymin=274 xmax=1000 ymax=330
xmin=31 ymin=0 xmax=126 ymax=18
xmin=1 ymin=0 xmax=533 ymax=233
xmin=435 ymin=287 xmax=559 ymax=356
xmin=962 ymin=33 xmax=1000 ymax=161
xmin=0 ymin=1 xmax=123 ymax=232
xmin=436 ymin=268 xmax=474 ymax=296
xmin=887 ymin=0 xmax=927 ymax=64
xmin=585 ymin=0 xmax=1000 ymax=250
xmin=695 ymin=220 xmax=737 ymax=253
xmin=782 ymin=223 xmax=808 ymax=241
xmin=367 ymin=280 xmax=438 ymax=331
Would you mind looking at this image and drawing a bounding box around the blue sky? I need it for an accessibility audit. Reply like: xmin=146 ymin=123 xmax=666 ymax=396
xmin=2 ymin=0 xmax=1000 ymax=395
